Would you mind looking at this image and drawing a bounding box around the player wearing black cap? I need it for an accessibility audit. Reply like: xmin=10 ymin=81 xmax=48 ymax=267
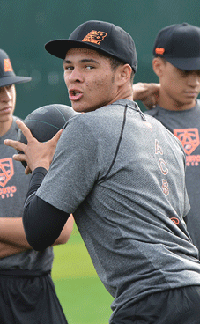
xmin=139 ymin=23 xmax=200 ymax=258
xmin=5 ymin=21 xmax=200 ymax=323
xmin=45 ymin=20 xmax=137 ymax=73
xmin=0 ymin=49 xmax=73 ymax=323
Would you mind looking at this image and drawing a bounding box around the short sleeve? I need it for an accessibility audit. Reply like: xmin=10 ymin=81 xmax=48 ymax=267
xmin=37 ymin=116 xmax=99 ymax=213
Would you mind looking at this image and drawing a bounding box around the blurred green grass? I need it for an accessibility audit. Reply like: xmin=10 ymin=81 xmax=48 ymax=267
xmin=52 ymin=224 xmax=114 ymax=324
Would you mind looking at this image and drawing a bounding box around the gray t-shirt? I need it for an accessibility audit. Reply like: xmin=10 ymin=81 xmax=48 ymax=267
xmin=37 ymin=99 xmax=200 ymax=314
xmin=0 ymin=116 xmax=53 ymax=271
xmin=146 ymin=101 xmax=200 ymax=256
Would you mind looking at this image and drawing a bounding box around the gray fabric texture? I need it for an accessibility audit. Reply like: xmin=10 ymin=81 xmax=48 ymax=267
xmin=37 ymin=99 xmax=200 ymax=315
xmin=146 ymin=101 xmax=200 ymax=256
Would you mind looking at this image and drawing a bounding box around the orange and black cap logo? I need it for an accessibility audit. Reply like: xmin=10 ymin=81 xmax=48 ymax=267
xmin=155 ymin=48 xmax=165 ymax=55
xmin=4 ymin=59 xmax=13 ymax=72
xmin=82 ymin=30 xmax=107 ymax=45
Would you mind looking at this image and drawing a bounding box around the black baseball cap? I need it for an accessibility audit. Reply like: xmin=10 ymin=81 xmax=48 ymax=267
xmin=0 ymin=49 xmax=32 ymax=87
xmin=45 ymin=20 xmax=137 ymax=73
xmin=153 ymin=23 xmax=200 ymax=70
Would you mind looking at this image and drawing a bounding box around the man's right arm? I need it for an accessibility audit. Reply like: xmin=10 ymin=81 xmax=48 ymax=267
xmin=4 ymin=121 xmax=70 ymax=251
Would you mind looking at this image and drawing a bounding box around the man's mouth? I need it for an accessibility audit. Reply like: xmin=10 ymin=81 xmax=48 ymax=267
xmin=0 ymin=107 xmax=12 ymax=114
xmin=184 ymin=91 xmax=198 ymax=98
xmin=69 ymin=90 xmax=83 ymax=101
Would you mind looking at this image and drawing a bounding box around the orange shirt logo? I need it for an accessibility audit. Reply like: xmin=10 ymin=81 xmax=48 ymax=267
xmin=174 ymin=128 xmax=200 ymax=155
xmin=0 ymin=158 xmax=14 ymax=187
xmin=82 ymin=30 xmax=107 ymax=45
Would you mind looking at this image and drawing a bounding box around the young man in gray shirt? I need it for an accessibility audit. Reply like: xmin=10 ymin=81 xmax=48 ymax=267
xmin=5 ymin=20 xmax=200 ymax=323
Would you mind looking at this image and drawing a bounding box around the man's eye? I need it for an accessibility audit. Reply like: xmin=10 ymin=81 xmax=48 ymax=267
xmin=85 ymin=65 xmax=94 ymax=70
xmin=64 ymin=66 xmax=73 ymax=71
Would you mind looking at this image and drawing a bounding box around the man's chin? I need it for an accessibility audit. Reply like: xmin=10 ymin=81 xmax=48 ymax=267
xmin=0 ymin=114 xmax=13 ymax=123
xmin=71 ymin=103 xmax=94 ymax=113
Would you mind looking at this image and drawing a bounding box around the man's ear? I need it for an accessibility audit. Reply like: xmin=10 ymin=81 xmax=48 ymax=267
xmin=152 ymin=57 xmax=165 ymax=78
xmin=116 ymin=64 xmax=132 ymax=86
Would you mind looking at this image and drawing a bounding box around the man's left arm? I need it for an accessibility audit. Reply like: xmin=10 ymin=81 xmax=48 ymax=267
xmin=0 ymin=241 xmax=28 ymax=259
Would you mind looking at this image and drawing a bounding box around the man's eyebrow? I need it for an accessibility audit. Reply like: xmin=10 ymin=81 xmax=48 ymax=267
xmin=63 ymin=59 xmax=71 ymax=64
xmin=63 ymin=59 xmax=100 ymax=64
xmin=81 ymin=59 xmax=100 ymax=64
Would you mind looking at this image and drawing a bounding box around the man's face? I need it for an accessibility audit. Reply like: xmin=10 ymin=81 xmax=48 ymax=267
xmin=159 ymin=60 xmax=200 ymax=109
xmin=63 ymin=48 xmax=118 ymax=113
xmin=0 ymin=84 xmax=16 ymax=124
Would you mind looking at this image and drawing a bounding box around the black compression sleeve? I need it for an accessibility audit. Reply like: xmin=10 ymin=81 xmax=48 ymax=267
xmin=26 ymin=167 xmax=48 ymax=198
xmin=23 ymin=167 xmax=70 ymax=251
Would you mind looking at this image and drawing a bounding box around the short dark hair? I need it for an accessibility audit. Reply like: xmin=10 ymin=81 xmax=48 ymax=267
xmin=106 ymin=54 xmax=135 ymax=83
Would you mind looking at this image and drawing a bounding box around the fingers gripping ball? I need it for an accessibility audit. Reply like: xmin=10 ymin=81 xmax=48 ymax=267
xmin=18 ymin=104 xmax=77 ymax=167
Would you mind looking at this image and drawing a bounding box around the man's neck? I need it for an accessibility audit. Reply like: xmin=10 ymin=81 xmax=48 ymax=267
xmin=109 ymin=85 xmax=133 ymax=105
xmin=0 ymin=120 xmax=12 ymax=137
xmin=158 ymin=94 xmax=196 ymax=111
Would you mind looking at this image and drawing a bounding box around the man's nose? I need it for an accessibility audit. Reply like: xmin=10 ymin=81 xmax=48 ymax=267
xmin=188 ymin=74 xmax=200 ymax=87
xmin=0 ymin=87 xmax=12 ymax=101
xmin=68 ymin=68 xmax=84 ymax=83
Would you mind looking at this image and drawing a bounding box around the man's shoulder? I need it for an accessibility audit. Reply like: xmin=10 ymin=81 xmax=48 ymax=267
xmin=12 ymin=115 xmax=23 ymax=122
xmin=145 ymin=100 xmax=200 ymax=115
xmin=144 ymin=106 xmax=160 ymax=117
xmin=11 ymin=115 xmax=23 ymax=132
xmin=196 ymin=99 xmax=200 ymax=109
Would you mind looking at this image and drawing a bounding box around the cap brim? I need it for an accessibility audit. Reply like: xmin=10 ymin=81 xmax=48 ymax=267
xmin=165 ymin=56 xmax=200 ymax=70
xmin=45 ymin=39 xmax=110 ymax=59
xmin=45 ymin=38 xmax=137 ymax=73
xmin=0 ymin=76 xmax=32 ymax=87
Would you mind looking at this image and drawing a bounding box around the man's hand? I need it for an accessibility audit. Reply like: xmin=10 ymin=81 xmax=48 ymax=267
xmin=4 ymin=120 xmax=63 ymax=174
xmin=132 ymin=83 xmax=160 ymax=109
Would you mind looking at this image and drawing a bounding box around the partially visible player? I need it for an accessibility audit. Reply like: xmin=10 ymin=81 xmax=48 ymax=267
xmin=133 ymin=23 xmax=200 ymax=257
xmin=0 ymin=49 xmax=72 ymax=324
xmin=5 ymin=21 xmax=200 ymax=323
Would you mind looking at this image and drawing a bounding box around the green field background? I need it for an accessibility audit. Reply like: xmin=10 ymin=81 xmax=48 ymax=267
xmin=51 ymin=224 xmax=114 ymax=324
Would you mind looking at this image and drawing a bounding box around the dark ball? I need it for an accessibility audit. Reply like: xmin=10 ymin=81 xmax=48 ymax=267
xmin=18 ymin=104 xmax=77 ymax=167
